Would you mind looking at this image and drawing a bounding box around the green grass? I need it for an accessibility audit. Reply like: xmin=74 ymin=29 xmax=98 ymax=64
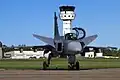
xmin=0 ymin=58 xmax=120 ymax=70
xmin=80 ymin=58 xmax=120 ymax=69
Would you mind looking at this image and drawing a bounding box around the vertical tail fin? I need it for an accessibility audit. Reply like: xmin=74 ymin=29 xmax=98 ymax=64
xmin=54 ymin=12 xmax=60 ymax=39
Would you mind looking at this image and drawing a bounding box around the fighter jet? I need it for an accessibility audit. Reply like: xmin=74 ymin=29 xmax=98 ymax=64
xmin=33 ymin=12 xmax=98 ymax=70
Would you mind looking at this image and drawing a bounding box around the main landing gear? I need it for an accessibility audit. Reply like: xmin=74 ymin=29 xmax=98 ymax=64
xmin=43 ymin=61 xmax=48 ymax=70
xmin=43 ymin=53 xmax=52 ymax=70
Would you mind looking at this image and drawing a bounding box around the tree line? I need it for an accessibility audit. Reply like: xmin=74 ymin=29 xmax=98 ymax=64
xmin=102 ymin=48 xmax=120 ymax=57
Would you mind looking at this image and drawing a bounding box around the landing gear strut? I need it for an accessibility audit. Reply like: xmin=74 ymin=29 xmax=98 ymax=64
xmin=43 ymin=61 xmax=48 ymax=70
xmin=43 ymin=53 xmax=80 ymax=70
xmin=76 ymin=61 xmax=80 ymax=70
xmin=43 ymin=53 xmax=52 ymax=70
xmin=68 ymin=55 xmax=80 ymax=70
xmin=68 ymin=61 xmax=80 ymax=70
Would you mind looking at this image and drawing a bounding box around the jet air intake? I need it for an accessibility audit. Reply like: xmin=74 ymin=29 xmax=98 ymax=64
xmin=55 ymin=40 xmax=63 ymax=53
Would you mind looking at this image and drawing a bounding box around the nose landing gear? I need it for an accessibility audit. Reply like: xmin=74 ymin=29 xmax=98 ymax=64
xmin=68 ymin=55 xmax=80 ymax=70
xmin=68 ymin=61 xmax=80 ymax=70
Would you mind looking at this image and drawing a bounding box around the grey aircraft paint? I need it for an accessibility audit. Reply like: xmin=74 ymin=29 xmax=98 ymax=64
xmin=33 ymin=11 xmax=98 ymax=69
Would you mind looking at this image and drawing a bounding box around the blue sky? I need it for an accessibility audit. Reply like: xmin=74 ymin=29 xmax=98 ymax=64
xmin=0 ymin=0 xmax=120 ymax=47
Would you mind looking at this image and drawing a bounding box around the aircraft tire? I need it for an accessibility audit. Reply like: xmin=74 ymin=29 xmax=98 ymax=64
xmin=68 ymin=64 xmax=74 ymax=70
xmin=76 ymin=61 xmax=80 ymax=70
xmin=68 ymin=65 xmax=71 ymax=70
xmin=43 ymin=61 xmax=47 ymax=70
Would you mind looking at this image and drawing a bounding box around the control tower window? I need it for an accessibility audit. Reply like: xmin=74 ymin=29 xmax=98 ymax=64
xmin=59 ymin=6 xmax=75 ymax=11
xmin=65 ymin=33 xmax=77 ymax=40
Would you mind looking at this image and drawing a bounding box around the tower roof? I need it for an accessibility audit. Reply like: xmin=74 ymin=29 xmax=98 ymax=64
xmin=59 ymin=6 xmax=75 ymax=11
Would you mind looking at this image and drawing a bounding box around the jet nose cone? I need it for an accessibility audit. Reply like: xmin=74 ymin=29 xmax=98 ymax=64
xmin=67 ymin=41 xmax=82 ymax=52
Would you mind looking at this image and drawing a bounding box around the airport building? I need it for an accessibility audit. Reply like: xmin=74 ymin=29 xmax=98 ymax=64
xmin=4 ymin=50 xmax=50 ymax=59
xmin=0 ymin=42 xmax=3 ymax=59
xmin=3 ymin=47 xmax=50 ymax=59
xmin=59 ymin=6 xmax=75 ymax=36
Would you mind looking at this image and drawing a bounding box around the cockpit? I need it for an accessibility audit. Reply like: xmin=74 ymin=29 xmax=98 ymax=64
xmin=65 ymin=33 xmax=78 ymax=40
xmin=64 ymin=27 xmax=86 ymax=40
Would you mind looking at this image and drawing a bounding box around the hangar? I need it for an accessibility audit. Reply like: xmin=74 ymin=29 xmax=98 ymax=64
xmin=0 ymin=43 xmax=51 ymax=59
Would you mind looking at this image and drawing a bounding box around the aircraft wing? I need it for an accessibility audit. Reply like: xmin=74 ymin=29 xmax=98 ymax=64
xmin=81 ymin=34 xmax=98 ymax=47
xmin=33 ymin=34 xmax=55 ymax=47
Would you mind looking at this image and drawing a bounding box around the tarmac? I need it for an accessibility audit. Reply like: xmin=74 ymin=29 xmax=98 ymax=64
xmin=0 ymin=68 xmax=120 ymax=80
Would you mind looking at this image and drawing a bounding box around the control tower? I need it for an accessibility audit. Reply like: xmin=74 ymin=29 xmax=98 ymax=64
xmin=59 ymin=6 xmax=75 ymax=36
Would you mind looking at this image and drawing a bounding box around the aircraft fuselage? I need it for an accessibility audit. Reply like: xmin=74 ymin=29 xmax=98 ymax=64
xmin=62 ymin=40 xmax=82 ymax=55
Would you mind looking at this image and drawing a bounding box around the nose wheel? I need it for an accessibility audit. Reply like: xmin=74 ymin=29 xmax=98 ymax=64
xmin=67 ymin=55 xmax=80 ymax=70
xmin=68 ymin=61 xmax=80 ymax=70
